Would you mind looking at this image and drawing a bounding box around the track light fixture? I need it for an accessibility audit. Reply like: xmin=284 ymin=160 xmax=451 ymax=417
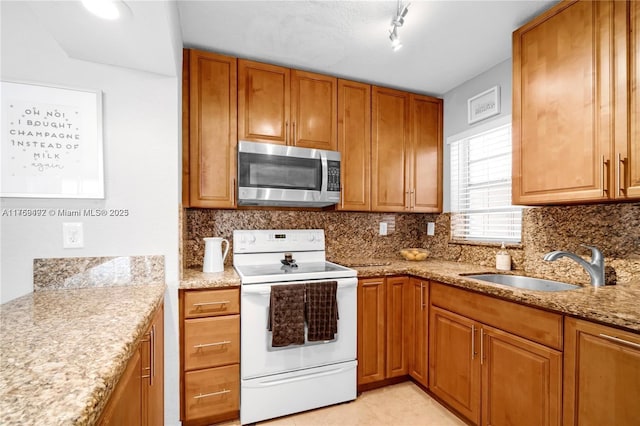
xmin=389 ymin=0 xmax=410 ymax=51
xmin=389 ymin=27 xmax=402 ymax=51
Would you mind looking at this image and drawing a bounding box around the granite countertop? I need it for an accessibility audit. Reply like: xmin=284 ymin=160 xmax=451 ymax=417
xmin=340 ymin=258 xmax=640 ymax=333
xmin=180 ymin=265 xmax=240 ymax=289
xmin=180 ymin=259 xmax=639 ymax=333
xmin=0 ymin=284 xmax=166 ymax=426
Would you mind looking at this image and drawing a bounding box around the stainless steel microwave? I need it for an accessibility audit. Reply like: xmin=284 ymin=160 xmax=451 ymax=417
xmin=237 ymin=141 xmax=341 ymax=207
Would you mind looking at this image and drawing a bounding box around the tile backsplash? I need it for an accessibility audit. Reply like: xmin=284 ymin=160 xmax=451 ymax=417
xmin=184 ymin=209 xmax=434 ymax=268
xmin=183 ymin=202 xmax=639 ymax=286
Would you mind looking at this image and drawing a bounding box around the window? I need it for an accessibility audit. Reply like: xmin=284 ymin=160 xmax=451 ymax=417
xmin=449 ymin=119 xmax=522 ymax=243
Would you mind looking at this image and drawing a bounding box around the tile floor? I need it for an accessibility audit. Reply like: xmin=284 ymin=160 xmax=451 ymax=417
xmin=224 ymin=381 xmax=466 ymax=425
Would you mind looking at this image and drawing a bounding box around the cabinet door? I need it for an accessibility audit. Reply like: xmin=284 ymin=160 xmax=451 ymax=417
xmin=429 ymin=306 xmax=480 ymax=425
xmin=512 ymin=0 xmax=615 ymax=204
xmin=238 ymin=59 xmax=290 ymax=145
xmin=408 ymin=278 xmax=428 ymax=387
xmin=142 ymin=304 xmax=164 ymax=426
xmin=187 ymin=50 xmax=237 ymax=208
xmin=564 ymin=317 xmax=640 ymax=426
xmin=627 ymin=0 xmax=640 ymax=198
xmin=614 ymin=0 xmax=640 ymax=199
xmin=357 ymin=277 xmax=386 ymax=385
xmin=291 ymin=70 xmax=337 ymax=150
xmin=481 ymin=325 xmax=562 ymax=426
xmin=337 ymin=79 xmax=371 ymax=211
xmin=98 ymin=349 xmax=142 ymax=426
xmin=386 ymin=276 xmax=410 ymax=378
xmin=182 ymin=50 xmax=191 ymax=207
xmin=409 ymin=95 xmax=442 ymax=213
xmin=372 ymin=86 xmax=410 ymax=211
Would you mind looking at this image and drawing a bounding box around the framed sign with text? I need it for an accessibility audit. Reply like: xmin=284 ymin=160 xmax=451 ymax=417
xmin=1 ymin=80 xmax=104 ymax=198
xmin=468 ymin=85 xmax=500 ymax=124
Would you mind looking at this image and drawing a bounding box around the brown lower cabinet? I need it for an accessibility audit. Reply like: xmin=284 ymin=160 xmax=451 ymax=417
xmin=357 ymin=276 xmax=411 ymax=388
xmin=98 ymin=303 xmax=164 ymax=426
xmin=180 ymin=288 xmax=240 ymax=425
xmin=408 ymin=277 xmax=429 ymax=387
xmin=563 ymin=317 xmax=640 ymax=426
xmin=429 ymin=282 xmax=562 ymax=426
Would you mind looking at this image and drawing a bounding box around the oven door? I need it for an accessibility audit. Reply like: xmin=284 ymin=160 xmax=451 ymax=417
xmin=240 ymin=277 xmax=357 ymax=379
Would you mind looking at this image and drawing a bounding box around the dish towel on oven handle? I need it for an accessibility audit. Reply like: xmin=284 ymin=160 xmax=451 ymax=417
xmin=268 ymin=284 xmax=306 ymax=347
xmin=305 ymin=281 xmax=339 ymax=341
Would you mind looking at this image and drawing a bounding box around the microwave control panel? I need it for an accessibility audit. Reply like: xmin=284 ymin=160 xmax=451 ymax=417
xmin=327 ymin=160 xmax=341 ymax=192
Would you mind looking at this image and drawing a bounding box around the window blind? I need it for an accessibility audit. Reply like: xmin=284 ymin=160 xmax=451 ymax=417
xmin=450 ymin=122 xmax=522 ymax=243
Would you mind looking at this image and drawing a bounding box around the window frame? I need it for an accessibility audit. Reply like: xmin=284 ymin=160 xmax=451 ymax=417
xmin=446 ymin=115 xmax=522 ymax=245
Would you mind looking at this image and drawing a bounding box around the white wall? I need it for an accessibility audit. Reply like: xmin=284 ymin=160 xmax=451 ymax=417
xmin=0 ymin=2 xmax=182 ymax=424
xmin=442 ymin=58 xmax=513 ymax=211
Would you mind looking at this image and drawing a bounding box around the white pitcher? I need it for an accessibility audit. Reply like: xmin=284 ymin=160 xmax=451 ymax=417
xmin=203 ymin=237 xmax=229 ymax=273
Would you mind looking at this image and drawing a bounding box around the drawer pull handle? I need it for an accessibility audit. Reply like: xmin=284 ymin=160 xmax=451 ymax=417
xmin=599 ymin=334 xmax=640 ymax=349
xmin=471 ymin=324 xmax=476 ymax=360
xmin=194 ymin=341 xmax=231 ymax=349
xmin=480 ymin=327 xmax=485 ymax=365
xmin=194 ymin=389 xmax=231 ymax=399
xmin=617 ymin=153 xmax=627 ymax=196
xmin=193 ymin=301 xmax=230 ymax=308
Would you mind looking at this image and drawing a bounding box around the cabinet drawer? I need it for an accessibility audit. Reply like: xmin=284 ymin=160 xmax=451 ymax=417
xmin=184 ymin=289 xmax=239 ymax=318
xmin=184 ymin=365 xmax=239 ymax=421
xmin=184 ymin=315 xmax=239 ymax=370
xmin=430 ymin=282 xmax=563 ymax=350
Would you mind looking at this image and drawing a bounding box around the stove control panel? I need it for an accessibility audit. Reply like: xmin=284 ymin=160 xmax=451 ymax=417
xmin=233 ymin=229 xmax=325 ymax=253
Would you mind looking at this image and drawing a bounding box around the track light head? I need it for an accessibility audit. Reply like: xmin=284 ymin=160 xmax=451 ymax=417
xmin=389 ymin=27 xmax=402 ymax=51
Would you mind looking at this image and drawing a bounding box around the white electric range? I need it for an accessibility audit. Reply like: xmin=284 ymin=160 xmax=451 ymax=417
xmin=233 ymin=229 xmax=357 ymax=425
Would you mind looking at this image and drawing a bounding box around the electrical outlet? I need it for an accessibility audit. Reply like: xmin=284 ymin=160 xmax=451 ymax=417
xmin=63 ymin=222 xmax=84 ymax=248
xmin=379 ymin=222 xmax=388 ymax=236
xmin=427 ymin=222 xmax=435 ymax=236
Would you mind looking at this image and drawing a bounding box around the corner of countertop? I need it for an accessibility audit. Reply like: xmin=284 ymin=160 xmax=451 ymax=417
xmin=180 ymin=265 xmax=240 ymax=289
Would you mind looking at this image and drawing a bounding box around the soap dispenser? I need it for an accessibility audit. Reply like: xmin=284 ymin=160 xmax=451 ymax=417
xmin=496 ymin=242 xmax=511 ymax=271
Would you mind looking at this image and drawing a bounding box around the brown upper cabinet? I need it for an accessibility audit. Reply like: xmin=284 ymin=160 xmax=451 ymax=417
xmin=409 ymin=94 xmax=443 ymax=212
xmin=372 ymin=87 xmax=410 ymax=212
xmin=238 ymin=59 xmax=337 ymax=150
xmin=372 ymin=87 xmax=443 ymax=212
xmin=337 ymin=79 xmax=372 ymax=211
xmin=183 ymin=49 xmax=237 ymax=208
xmin=616 ymin=0 xmax=640 ymax=198
xmin=512 ymin=0 xmax=639 ymax=204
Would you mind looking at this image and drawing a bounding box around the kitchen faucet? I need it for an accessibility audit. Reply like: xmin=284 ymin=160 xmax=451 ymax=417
xmin=543 ymin=245 xmax=605 ymax=287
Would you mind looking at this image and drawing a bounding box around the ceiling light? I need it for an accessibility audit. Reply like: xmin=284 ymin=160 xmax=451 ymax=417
xmin=388 ymin=0 xmax=409 ymax=51
xmin=389 ymin=27 xmax=402 ymax=51
xmin=81 ymin=0 xmax=131 ymax=20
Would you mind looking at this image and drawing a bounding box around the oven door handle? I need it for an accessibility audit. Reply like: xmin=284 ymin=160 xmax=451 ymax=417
xmin=242 ymin=280 xmax=356 ymax=295
xmin=243 ymin=365 xmax=353 ymax=388
xmin=242 ymin=289 xmax=272 ymax=295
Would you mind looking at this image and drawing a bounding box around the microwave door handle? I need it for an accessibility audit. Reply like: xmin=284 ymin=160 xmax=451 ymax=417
xmin=320 ymin=155 xmax=328 ymax=193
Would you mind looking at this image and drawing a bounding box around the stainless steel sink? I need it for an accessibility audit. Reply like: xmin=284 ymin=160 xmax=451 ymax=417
xmin=465 ymin=274 xmax=581 ymax=292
